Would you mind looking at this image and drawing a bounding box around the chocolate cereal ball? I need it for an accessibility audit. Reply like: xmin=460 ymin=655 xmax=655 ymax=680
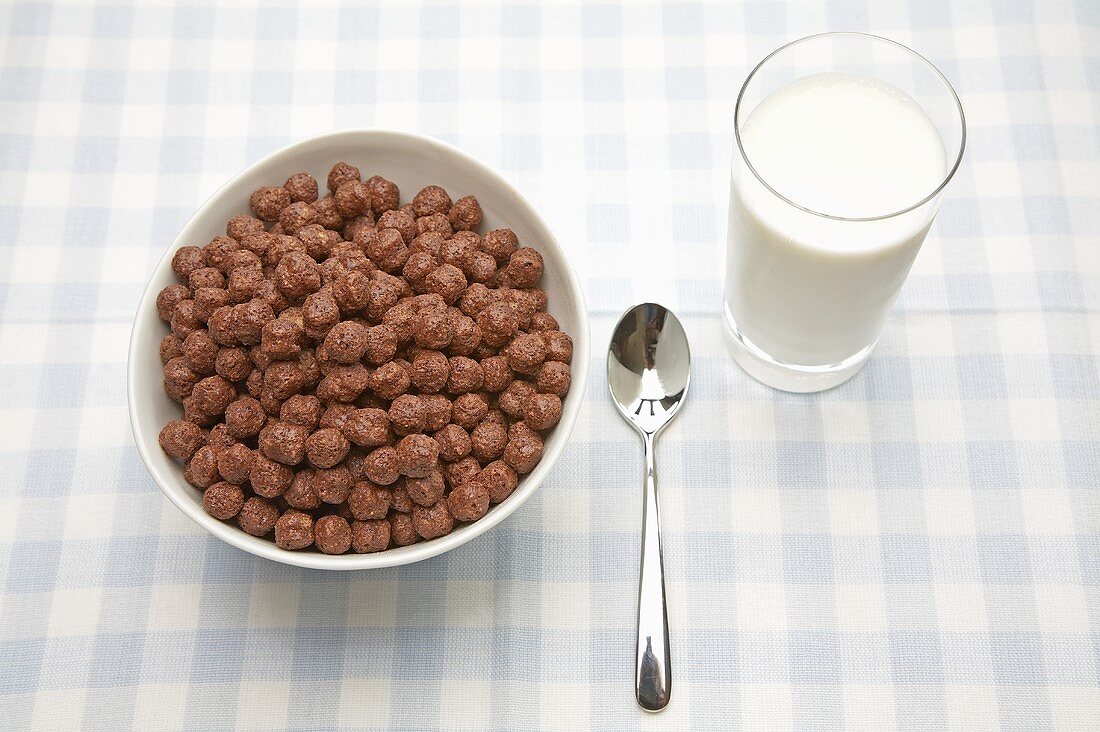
xmin=412 ymin=185 xmax=452 ymax=217
xmin=296 ymin=224 xmax=331 ymax=261
xmin=448 ymin=195 xmax=483 ymax=232
xmin=439 ymin=236 xmax=475 ymax=270
xmin=280 ymin=394 xmax=323 ymax=430
xmin=479 ymin=460 xmax=518 ymax=503
xmin=523 ymin=393 xmax=562 ymax=431
xmin=233 ymin=299 xmax=275 ymax=345
xmin=203 ymin=482 xmax=245 ymax=520
xmin=224 ymin=396 xmax=266 ymax=438
xmin=405 ymin=470 xmax=445 ymax=507
xmin=275 ymin=510 xmax=314 ymax=550
xmin=303 ymin=289 xmax=341 ymax=337
xmin=416 ymin=213 xmax=452 ymax=238
xmin=170 ymin=300 xmax=201 ymax=340
xmin=190 ymin=375 xmax=236 ymax=417
xmin=237 ymin=497 xmax=279 ymax=537
xmin=227 ymin=265 xmax=265 ymax=303
xmin=420 ymin=394 xmax=452 ymax=432
xmin=506 ymin=247 xmax=544 ymax=288
xmin=193 ymin=287 xmax=230 ymax=323
xmin=528 ymin=311 xmax=559 ymax=333
xmin=261 ymin=318 xmax=304 ymax=359
xmin=203 ymin=237 xmax=239 ymax=273
xmin=412 ymin=500 xmax=454 ymax=540
xmin=505 ymin=333 xmax=547 ymax=375
xmin=317 ymin=363 xmax=370 ymax=402
xmin=348 ymin=481 xmax=391 ymax=521
xmin=366 ymin=175 xmax=400 ymax=215
xmin=481 ymin=356 xmax=514 ymax=393
xmin=335 ymin=180 xmax=371 ymax=218
xmin=390 ymin=513 xmax=420 ymax=546
xmin=250 ymin=186 xmax=291 ymax=222
xmin=306 ymin=428 xmax=350 ymax=469
xmin=159 ymin=419 xmax=204 ymax=460
xmin=369 ymin=361 xmax=410 ymax=401
xmin=285 ymin=172 xmax=319 ymax=203
xmin=377 ymin=209 xmax=416 ymax=243
xmin=322 ymin=321 xmax=368 ymax=363
xmin=216 ymin=443 xmax=254 ymax=484
xmin=182 ymin=330 xmax=217 ymax=374
xmin=332 ymin=270 xmax=372 ymax=313
xmin=409 ymin=231 xmax=445 ymax=258
xmin=403 ymin=251 xmax=437 ymax=289
xmin=184 ymin=445 xmax=220 ymax=489
xmin=363 ymin=324 xmax=398 ymax=366
xmin=395 ymin=434 xmax=439 ymax=478
xmin=504 ymin=422 xmax=543 ymax=474
xmin=544 ymin=331 xmax=573 ymax=363
xmin=264 ymin=361 xmax=305 ymax=401
xmin=446 ymin=356 xmax=483 ymax=394
xmin=458 ymin=284 xmax=493 ymax=318
xmin=216 ymin=348 xmax=253 ymax=383
xmin=278 ymin=201 xmax=318 ymax=235
xmin=284 ymin=469 xmax=322 ymax=510
xmin=365 ymin=274 xmax=404 ymax=319
xmin=442 ymin=455 xmax=481 ymax=489
xmin=498 ymin=379 xmax=536 ymax=419
xmin=447 ymin=316 xmax=481 ymax=357
xmin=317 ymin=404 xmax=353 ymax=433
xmin=470 ymin=420 xmax=507 ymax=462
xmin=482 ymin=228 xmax=519 ymax=263
xmin=409 ymin=350 xmax=448 ymax=393
xmin=157 ymin=284 xmax=190 ymax=322
xmin=341 ymin=407 xmax=391 ymax=448
xmin=388 ymin=394 xmax=424 ymax=435
xmin=390 ymin=483 xmax=414 ymax=512
xmin=313 ymin=465 xmax=352 ymax=504
xmin=536 ymin=361 xmax=570 ymax=397
xmin=414 ymin=309 xmax=453 ymax=349
xmin=363 ymin=446 xmax=400 ymax=485
xmin=351 ymin=519 xmax=391 ymax=553
xmin=424 ymin=264 xmax=467 ymax=305
xmin=328 ymin=162 xmax=360 ymax=194
xmin=463 ymin=252 xmax=495 ymax=285
xmin=227 ymin=215 xmax=265 ymax=242
xmin=311 ymin=196 xmax=344 ymax=230
xmin=434 ymin=423 xmax=471 ymax=462
xmin=258 ymin=420 xmax=309 ymax=465
xmin=477 ymin=302 xmax=518 ymax=347
xmin=207 ymin=423 xmax=237 ymax=451
xmin=447 ymin=480 xmax=490 ymax=522
xmin=275 ymin=251 xmax=322 ymax=299
xmin=172 ymin=246 xmax=205 ymax=281
xmin=451 ymin=393 xmax=489 ymax=431
xmin=249 ymin=454 xmax=294 ymax=498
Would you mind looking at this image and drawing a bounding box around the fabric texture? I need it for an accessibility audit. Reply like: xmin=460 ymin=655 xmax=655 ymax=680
xmin=1 ymin=0 xmax=1098 ymax=729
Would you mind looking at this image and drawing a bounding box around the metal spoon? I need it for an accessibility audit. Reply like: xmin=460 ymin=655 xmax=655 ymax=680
xmin=607 ymin=302 xmax=691 ymax=712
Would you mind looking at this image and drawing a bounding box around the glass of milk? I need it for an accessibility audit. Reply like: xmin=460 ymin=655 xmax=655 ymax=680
xmin=724 ymin=33 xmax=965 ymax=392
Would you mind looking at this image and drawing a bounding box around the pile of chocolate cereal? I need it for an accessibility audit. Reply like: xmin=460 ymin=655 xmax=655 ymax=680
xmin=155 ymin=162 xmax=572 ymax=554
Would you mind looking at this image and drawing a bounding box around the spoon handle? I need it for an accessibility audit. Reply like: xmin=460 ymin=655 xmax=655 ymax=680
xmin=635 ymin=431 xmax=671 ymax=711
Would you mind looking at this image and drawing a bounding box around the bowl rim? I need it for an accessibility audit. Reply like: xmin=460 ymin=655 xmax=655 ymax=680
xmin=127 ymin=128 xmax=590 ymax=570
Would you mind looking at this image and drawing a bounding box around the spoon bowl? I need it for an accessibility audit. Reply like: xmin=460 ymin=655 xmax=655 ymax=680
xmin=608 ymin=303 xmax=692 ymax=435
xmin=607 ymin=303 xmax=691 ymax=712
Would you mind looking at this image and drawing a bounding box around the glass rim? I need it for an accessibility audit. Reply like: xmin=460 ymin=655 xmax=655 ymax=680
xmin=734 ymin=31 xmax=967 ymax=223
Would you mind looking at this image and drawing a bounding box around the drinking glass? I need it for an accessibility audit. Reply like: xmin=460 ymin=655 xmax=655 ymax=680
xmin=723 ymin=33 xmax=965 ymax=392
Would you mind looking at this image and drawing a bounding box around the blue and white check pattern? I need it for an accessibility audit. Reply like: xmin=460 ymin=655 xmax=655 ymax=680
xmin=1 ymin=0 xmax=1098 ymax=729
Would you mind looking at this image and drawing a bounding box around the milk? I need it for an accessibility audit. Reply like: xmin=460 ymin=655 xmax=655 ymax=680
xmin=724 ymin=72 xmax=948 ymax=384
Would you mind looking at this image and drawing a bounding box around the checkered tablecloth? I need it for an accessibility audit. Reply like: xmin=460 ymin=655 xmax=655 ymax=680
xmin=1 ymin=0 xmax=1098 ymax=729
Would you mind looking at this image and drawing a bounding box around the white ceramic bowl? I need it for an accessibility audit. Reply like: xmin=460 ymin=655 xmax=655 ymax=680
xmin=128 ymin=130 xmax=589 ymax=570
